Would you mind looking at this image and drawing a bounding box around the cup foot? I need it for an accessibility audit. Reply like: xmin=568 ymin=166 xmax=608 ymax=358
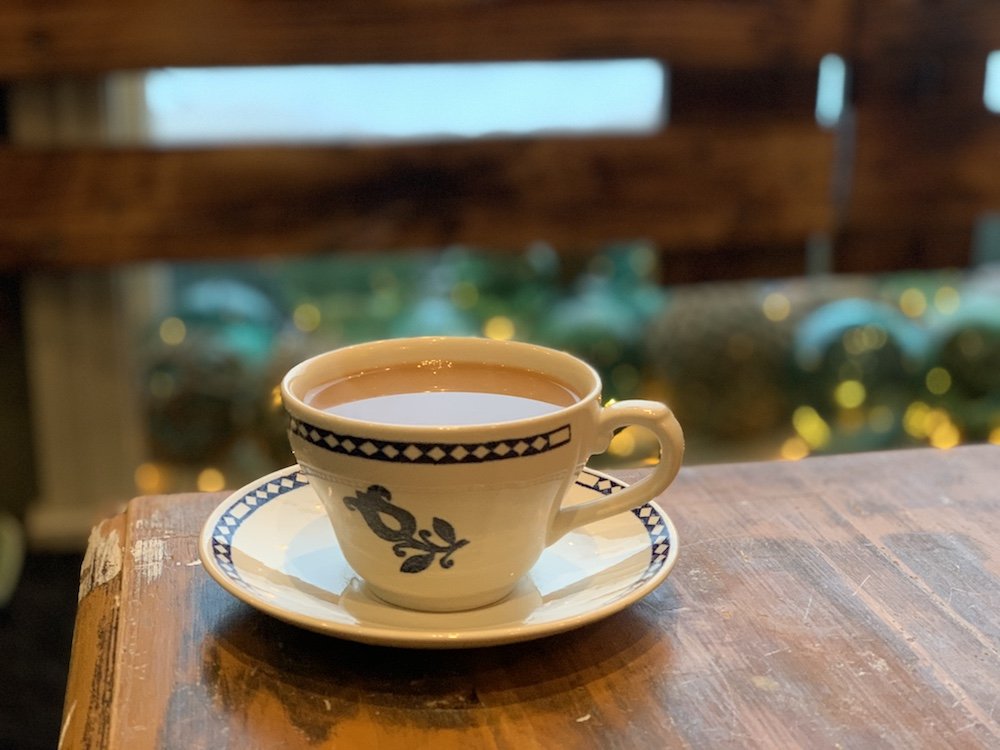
xmin=365 ymin=581 xmax=517 ymax=612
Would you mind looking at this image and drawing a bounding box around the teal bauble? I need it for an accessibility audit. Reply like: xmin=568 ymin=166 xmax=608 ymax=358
xmin=792 ymin=298 xmax=929 ymax=450
xmin=144 ymin=279 xmax=282 ymax=464
xmin=647 ymin=282 xmax=797 ymax=441
xmin=144 ymin=334 xmax=254 ymax=463
xmin=925 ymin=287 xmax=1000 ymax=439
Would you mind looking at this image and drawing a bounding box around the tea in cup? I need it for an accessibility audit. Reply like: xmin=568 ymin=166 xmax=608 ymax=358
xmin=281 ymin=336 xmax=683 ymax=612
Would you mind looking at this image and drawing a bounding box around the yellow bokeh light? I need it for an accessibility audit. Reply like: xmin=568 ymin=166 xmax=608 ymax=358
xmin=293 ymin=303 xmax=321 ymax=332
xmin=925 ymin=367 xmax=952 ymax=396
xmin=197 ymin=467 xmax=226 ymax=492
xmin=929 ymin=420 xmax=961 ymax=450
xmin=899 ymin=288 xmax=927 ymax=318
xmin=450 ymin=281 xmax=479 ymax=309
xmin=933 ymin=286 xmax=961 ymax=315
xmin=842 ymin=329 xmax=865 ymax=355
xmin=834 ymin=380 xmax=867 ymax=409
xmin=843 ymin=325 xmax=888 ymax=355
xmin=483 ymin=316 xmax=515 ymax=341
xmin=780 ymin=436 xmax=810 ymax=461
xmin=903 ymin=401 xmax=931 ymax=438
xmin=762 ymin=292 xmax=791 ymax=322
xmin=270 ymin=384 xmax=282 ymax=409
xmin=792 ymin=406 xmax=831 ymax=449
xmin=134 ymin=462 xmax=166 ymax=494
xmin=607 ymin=428 xmax=637 ymax=457
xmin=159 ymin=317 xmax=186 ymax=345
xmin=904 ymin=401 xmax=958 ymax=444
xmin=989 ymin=426 xmax=1000 ymax=445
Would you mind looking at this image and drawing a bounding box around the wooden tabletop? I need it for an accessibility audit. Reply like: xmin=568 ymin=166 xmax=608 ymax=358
xmin=60 ymin=446 xmax=1000 ymax=749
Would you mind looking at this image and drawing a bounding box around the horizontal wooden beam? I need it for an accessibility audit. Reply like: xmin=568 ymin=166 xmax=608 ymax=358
xmin=0 ymin=0 xmax=848 ymax=78
xmin=833 ymin=229 xmax=975 ymax=274
xmin=847 ymin=112 xmax=1000 ymax=229
xmin=0 ymin=125 xmax=834 ymax=276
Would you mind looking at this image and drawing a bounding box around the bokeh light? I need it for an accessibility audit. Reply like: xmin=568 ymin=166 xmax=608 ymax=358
xmin=293 ymin=302 xmax=321 ymax=332
xmin=933 ymin=286 xmax=961 ymax=315
xmin=899 ymin=288 xmax=927 ymax=318
xmin=134 ymin=462 xmax=167 ymax=494
xmin=483 ymin=315 xmax=515 ymax=340
xmin=197 ymin=467 xmax=226 ymax=492
xmin=925 ymin=367 xmax=952 ymax=396
xmin=762 ymin=292 xmax=791 ymax=322
xmin=792 ymin=406 xmax=831 ymax=449
xmin=159 ymin=317 xmax=187 ymax=345
xmin=780 ymin=436 xmax=810 ymax=461
xmin=834 ymin=380 xmax=867 ymax=409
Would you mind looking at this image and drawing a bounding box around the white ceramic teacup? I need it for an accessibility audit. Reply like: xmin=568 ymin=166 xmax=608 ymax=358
xmin=281 ymin=336 xmax=683 ymax=612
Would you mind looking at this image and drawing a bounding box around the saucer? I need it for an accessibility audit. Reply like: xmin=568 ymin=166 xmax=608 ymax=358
xmin=199 ymin=464 xmax=678 ymax=648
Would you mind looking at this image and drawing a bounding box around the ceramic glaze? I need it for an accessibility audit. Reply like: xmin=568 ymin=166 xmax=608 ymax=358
xmin=281 ymin=336 xmax=684 ymax=612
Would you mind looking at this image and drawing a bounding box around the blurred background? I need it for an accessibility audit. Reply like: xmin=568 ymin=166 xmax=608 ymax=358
xmin=4 ymin=2 xmax=1000 ymax=746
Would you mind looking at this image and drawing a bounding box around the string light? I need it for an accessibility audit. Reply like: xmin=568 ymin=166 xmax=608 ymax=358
xmin=483 ymin=316 xmax=515 ymax=340
xmin=899 ymin=288 xmax=927 ymax=318
xmin=197 ymin=468 xmax=226 ymax=492
xmin=134 ymin=462 xmax=167 ymax=494
xmin=762 ymin=292 xmax=791 ymax=322
xmin=159 ymin=317 xmax=186 ymax=345
xmin=792 ymin=406 xmax=831 ymax=449
xmin=929 ymin=420 xmax=960 ymax=450
xmin=293 ymin=303 xmax=321 ymax=332
xmin=933 ymin=286 xmax=961 ymax=315
xmin=834 ymin=380 xmax=867 ymax=409
xmin=925 ymin=367 xmax=952 ymax=396
xmin=780 ymin=436 xmax=810 ymax=461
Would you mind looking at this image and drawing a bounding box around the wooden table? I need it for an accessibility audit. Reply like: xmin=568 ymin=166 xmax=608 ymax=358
xmin=60 ymin=446 xmax=1000 ymax=749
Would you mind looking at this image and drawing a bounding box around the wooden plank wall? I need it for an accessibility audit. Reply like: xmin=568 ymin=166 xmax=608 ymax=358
xmin=842 ymin=2 xmax=1000 ymax=273
xmin=0 ymin=1 xmax=998 ymax=283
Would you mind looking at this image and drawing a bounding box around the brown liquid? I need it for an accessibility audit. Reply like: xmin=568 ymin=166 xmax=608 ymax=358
xmin=305 ymin=362 xmax=579 ymax=426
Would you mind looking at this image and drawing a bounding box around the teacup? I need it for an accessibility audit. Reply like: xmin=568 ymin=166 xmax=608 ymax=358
xmin=281 ymin=336 xmax=683 ymax=612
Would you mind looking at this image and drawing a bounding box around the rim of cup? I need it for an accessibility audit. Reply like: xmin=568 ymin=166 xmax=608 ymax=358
xmin=281 ymin=336 xmax=604 ymax=435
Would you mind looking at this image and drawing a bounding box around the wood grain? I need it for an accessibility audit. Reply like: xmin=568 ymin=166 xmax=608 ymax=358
xmin=61 ymin=446 xmax=1000 ymax=748
xmin=0 ymin=0 xmax=848 ymax=78
xmin=836 ymin=2 xmax=1000 ymax=270
xmin=5 ymin=0 xmax=1000 ymax=276
xmin=0 ymin=123 xmax=835 ymax=279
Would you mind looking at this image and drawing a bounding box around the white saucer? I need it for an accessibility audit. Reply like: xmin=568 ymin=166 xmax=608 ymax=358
xmin=199 ymin=464 xmax=678 ymax=648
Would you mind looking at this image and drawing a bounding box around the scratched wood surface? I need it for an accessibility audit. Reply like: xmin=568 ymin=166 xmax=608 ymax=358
xmin=60 ymin=446 xmax=1000 ymax=749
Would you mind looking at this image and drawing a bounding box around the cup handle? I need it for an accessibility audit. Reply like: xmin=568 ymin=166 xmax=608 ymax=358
xmin=548 ymin=400 xmax=684 ymax=544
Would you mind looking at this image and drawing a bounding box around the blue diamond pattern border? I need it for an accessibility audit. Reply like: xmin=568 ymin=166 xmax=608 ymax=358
xmin=577 ymin=468 xmax=672 ymax=579
xmin=289 ymin=416 xmax=572 ymax=464
xmin=211 ymin=466 xmax=670 ymax=591
xmin=210 ymin=470 xmax=310 ymax=588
